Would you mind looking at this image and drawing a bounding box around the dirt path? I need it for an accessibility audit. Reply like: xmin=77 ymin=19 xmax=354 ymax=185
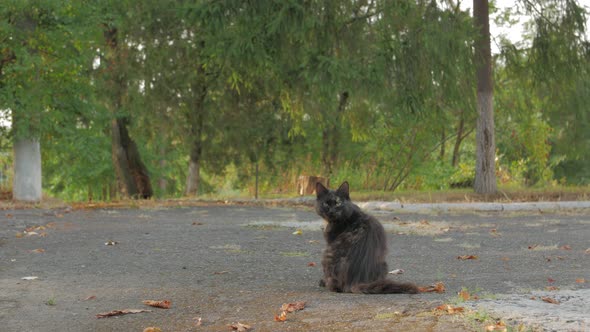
xmin=0 ymin=204 xmax=588 ymax=331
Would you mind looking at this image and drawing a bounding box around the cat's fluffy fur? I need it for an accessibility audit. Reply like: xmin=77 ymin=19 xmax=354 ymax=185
xmin=316 ymin=181 xmax=418 ymax=294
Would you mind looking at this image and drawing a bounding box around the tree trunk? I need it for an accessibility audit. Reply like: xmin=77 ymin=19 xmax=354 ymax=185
xmin=105 ymin=26 xmax=152 ymax=199
xmin=473 ymin=0 xmax=497 ymax=194
xmin=321 ymin=91 xmax=349 ymax=177
xmin=111 ymin=118 xmax=153 ymax=198
xmin=13 ymin=138 xmax=42 ymax=202
xmin=158 ymin=147 xmax=168 ymax=194
xmin=439 ymin=128 xmax=446 ymax=161
xmin=452 ymin=113 xmax=465 ymax=167
xmin=185 ymin=85 xmax=207 ymax=196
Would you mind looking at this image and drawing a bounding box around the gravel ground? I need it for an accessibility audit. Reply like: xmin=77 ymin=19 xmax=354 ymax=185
xmin=0 ymin=203 xmax=588 ymax=331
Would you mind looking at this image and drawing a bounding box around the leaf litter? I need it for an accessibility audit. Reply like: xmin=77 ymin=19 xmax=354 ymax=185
xmin=275 ymin=301 xmax=306 ymax=322
xmin=96 ymin=309 xmax=151 ymax=318
xmin=418 ymin=282 xmax=446 ymax=293
xmin=143 ymin=299 xmax=171 ymax=309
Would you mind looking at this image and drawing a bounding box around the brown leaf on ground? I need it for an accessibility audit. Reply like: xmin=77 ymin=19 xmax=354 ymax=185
xmin=29 ymin=248 xmax=45 ymax=253
xmin=541 ymin=297 xmax=560 ymax=304
xmin=528 ymin=244 xmax=539 ymax=250
xmin=229 ymin=322 xmax=252 ymax=331
xmin=84 ymin=295 xmax=97 ymax=301
xmin=585 ymin=248 xmax=590 ymax=254
xmin=559 ymin=244 xmax=572 ymax=250
xmin=25 ymin=225 xmax=45 ymax=232
xmin=281 ymin=301 xmax=306 ymax=313
xmin=485 ymin=321 xmax=507 ymax=331
xmin=274 ymin=311 xmax=287 ymax=322
xmin=307 ymin=262 xmax=317 ymax=267
xmin=457 ymin=255 xmax=478 ymax=260
xmin=213 ymin=271 xmax=229 ymax=275
xmin=434 ymin=304 xmax=464 ymax=314
xmin=96 ymin=309 xmax=151 ymax=318
xmin=192 ymin=222 xmax=204 ymax=226
xmin=576 ymin=278 xmax=586 ymax=283
xmin=418 ymin=282 xmax=445 ymax=293
xmin=143 ymin=328 xmax=162 ymax=332
xmin=489 ymin=229 xmax=501 ymax=237
xmin=545 ymin=286 xmax=559 ymax=291
xmin=547 ymin=277 xmax=556 ymax=283
xmin=458 ymin=289 xmax=471 ymax=301
xmin=142 ymin=300 xmax=171 ymax=309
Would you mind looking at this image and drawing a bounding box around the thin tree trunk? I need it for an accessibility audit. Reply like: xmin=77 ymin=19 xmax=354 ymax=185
xmin=440 ymin=128 xmax=446 ymax=161
xmin=321 ymin=91 xmax=349 ymax=177
xmin=452 ymin=113 xmax=465 ymax=167
xmin=158 ymin=147 xmax=168 ymax=194
xmin=473 ymin=0 xmax=497 ymax=194
xmin=185 ymin=84 xmax=207 ymax=196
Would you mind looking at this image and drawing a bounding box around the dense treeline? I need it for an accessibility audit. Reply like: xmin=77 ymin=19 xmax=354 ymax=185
xmin=1 ymin=0 xmax=588 ymax=200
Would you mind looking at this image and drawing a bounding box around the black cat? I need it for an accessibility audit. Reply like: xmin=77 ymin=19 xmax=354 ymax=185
xmin=316 ymin=181 xmax=418 ymax=294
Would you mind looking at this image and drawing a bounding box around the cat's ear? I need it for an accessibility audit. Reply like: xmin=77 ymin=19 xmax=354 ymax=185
xmin=337 ymin=181 xmax=350 ymax=199
xmin=316 ymin=182 xmax=328 ymax=197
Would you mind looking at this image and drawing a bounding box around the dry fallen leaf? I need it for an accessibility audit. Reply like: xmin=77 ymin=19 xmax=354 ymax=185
xmin=213 ymin=271 xmax=229 ymax=275
xmin=435 ymin=304 xmax=464 ymax=314
xmin=575 ymin=278 xmax=586 ymax=283
xmin=192 ymin=222 xmax=204 ymax=226
xmin=143 ymin=300 xmax=171 ymax=309
xmin=541 ymin=297 xmax=560 ymax=305
xmin=229 ymin=322 xmax=252 ymax=331
xmin=545 ymin=286 xmax=559 ymax=291
xmin=458 ymin=289 xmax=471 ymax=301
xmin=547 ymin=277 xmax=556 ymax=283
xmin=457 ymin=255 xmax=478 ymax=260
xmin=292 ymin=229 xmax=303 ymax=235
xmin=105 ymin=240 xmax=118 ymax=246
xmin=307 ymin=262 xmax=317 ymax=267
xmin=418 ymin=282 xmax=445 ymax=293
xmin=274 ymin=311 xmax=287 ymax=322
xmin=25 ymin=225 xmax=45 ymax=232
xmin=84 ymin=295 xmax=97 ymax=301
xmin=485 ymin=321 xmax=507 ymax=331
xmin=559 ymin=244 xmax=572 ymax=250
xmin=143 ymin=327 xmax=162 ymax=332
xmin=96 ymin=309 xmax=151 ymax=318
xmin=528 ymin=244 xmax=539 ymax=250
xmin=281 ymin=301 xmax=306 ymax=313
xmin=585 ymin=248 xmax=590 ymax=254
xmin=388 ymin=269 xmax=404 ymax=275
xmin=29 ymin=248 xmax=45 ymax=253
xmin=15 ymin=232 xmax=24 ymax=238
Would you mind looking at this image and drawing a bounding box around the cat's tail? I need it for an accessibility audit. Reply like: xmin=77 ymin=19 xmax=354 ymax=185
xmin=351 ymin=279 xmax=419 ymax=294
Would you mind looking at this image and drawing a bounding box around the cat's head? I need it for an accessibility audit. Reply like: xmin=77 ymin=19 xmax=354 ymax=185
xmin=315 ymin=181 xmax=353 ymax=222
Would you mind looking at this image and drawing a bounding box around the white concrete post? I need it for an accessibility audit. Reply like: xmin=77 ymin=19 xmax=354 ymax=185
xmin=13 ymin=138 xmax=42 ymax=202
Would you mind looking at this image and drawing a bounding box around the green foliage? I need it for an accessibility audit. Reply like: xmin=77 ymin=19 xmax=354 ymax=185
xmin=1 ymin=0 xmax=588 ymax=200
